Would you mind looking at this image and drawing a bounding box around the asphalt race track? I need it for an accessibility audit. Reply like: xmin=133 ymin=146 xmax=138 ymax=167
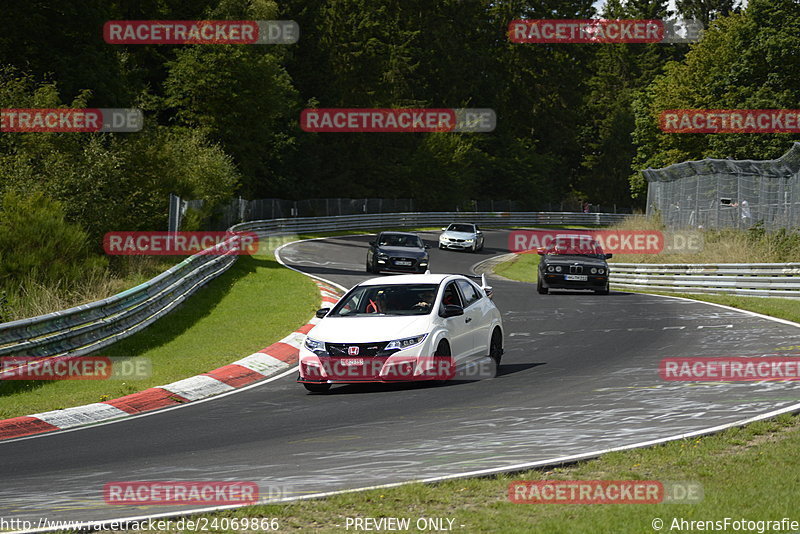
xmin=2 ymin=229 xmax=800 ymax=527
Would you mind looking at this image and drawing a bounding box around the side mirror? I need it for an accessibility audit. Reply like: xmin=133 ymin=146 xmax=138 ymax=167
xmin=369 ymin=241 xmax=376 ymax=246
xmin=441 ymin=227 xmax=447 ymax=231
xmin=605 ymin=253 xmax=613 ymax=259
xmin=315 ymin=308 xmax=330 ymax=318
xmin=441 ymin=304 xmax=464 ymax=318
xmin=424 ymin=244 xmax=431 ymax=249
xmin=484 ymin=286 xmax=494 ymax=300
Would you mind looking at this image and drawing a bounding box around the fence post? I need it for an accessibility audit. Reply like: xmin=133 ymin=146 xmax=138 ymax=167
xmin=168 ymin=193 xmax=182 ymax=232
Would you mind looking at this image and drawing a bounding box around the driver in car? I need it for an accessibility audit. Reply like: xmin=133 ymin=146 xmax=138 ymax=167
xmin=414 ymin=289 xmax=436 ymax=310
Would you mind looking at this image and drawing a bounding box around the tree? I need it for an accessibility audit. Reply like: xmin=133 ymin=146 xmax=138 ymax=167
xmin=630 ymin=0 xmax=800 ymax=197
xmin=675 ymin=0 xmax=739 ymax=27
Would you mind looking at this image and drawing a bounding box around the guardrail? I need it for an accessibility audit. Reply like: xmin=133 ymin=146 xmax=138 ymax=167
xmin=231 ymin=211 xmax=628 ymax=234
xmin=610 ymin=263 xmax=800 ymax=297
xmin=0 ymin=211 xmax=627 ymax=360
xmin=0 ymin=239 xmax=239 ymax=362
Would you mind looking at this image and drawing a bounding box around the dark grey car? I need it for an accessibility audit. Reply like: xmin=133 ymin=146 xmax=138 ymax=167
xmin=366 ymin=232 xmax=430 ymax=274
xmin=536 ymin=238 xmax=612 ymax=295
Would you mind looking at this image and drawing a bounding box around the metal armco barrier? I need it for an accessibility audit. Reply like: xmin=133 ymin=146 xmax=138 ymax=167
xmin=0 ymin=211 xmax=627 ymax=359
xmin=0 ymin=239 xmax=240 ymax=361
xmin=610 ymin=263 xmax=800 ymax=297
xmin=231 ymin=211 xmax=628 ymax=234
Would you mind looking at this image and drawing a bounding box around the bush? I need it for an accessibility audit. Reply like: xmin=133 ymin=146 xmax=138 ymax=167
xmin=0 ymin=190 xmax=107 ymax=317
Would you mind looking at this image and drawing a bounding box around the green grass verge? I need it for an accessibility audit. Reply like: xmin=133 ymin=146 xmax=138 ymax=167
xmin=0 ymin=254 xmax=319 ymax=419
xmin=184 ymin=414 xmax=800 ymax=533
xmin=493 ymin=253 xmax=539 ymax=283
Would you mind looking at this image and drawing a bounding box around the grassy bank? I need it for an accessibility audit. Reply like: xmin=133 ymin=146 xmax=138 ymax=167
xmin=2 ymin=256 xmax=179 ymax=322
xmin=606 ymin=215 xmax=800 ymax=264
xmin=0 ymin=254 xmax=319 ymax=419
xmin=494 ymin=253 xmax=539 ymax=283
xmin=186 ymin=413 xmax=800 ymax=533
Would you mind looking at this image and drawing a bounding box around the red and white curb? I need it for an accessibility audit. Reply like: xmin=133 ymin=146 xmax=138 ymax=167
xmin=0 ymin=280 xmax=341 ymax=441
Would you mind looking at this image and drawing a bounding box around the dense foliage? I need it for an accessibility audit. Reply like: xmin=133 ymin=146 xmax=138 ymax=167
xmin=7 ymin=0 xmax=799 ymax=308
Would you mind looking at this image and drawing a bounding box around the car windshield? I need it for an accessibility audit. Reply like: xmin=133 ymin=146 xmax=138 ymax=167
xmin=447 ymin=224 xmax=475 ymax=233
xmin=544 ymin=236 xmax=606 ymax=258
xmin=329 ymin=284 xmax=440 ymax=316
xmin=378 ymin=234 xmax=423 ymax=248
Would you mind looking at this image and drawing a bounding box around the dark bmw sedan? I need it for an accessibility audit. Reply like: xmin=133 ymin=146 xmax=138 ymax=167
xmin=536 ymin=235 xmax=612 ymax=295
xmin=366 ymin=231 xmax=430 ymax=274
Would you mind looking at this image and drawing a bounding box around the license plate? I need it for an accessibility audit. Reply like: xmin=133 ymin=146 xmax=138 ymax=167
xmin=341 ymin=358 xmax=364 ymax=366
xmin=395 ymin=260 xmax=412 ymax=266
xmin=565 ymin=274 xmax=588 ymax=281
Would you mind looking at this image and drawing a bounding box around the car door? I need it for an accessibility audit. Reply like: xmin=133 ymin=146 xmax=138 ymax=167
xmin=457 ymin=279 xmax=487 ymax=358
xmin=440 ymin=281 xmax=472 ymax=361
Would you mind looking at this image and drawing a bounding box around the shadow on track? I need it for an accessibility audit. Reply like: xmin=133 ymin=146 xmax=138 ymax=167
xmin=301 ymin=362 xmax=546 ymax=395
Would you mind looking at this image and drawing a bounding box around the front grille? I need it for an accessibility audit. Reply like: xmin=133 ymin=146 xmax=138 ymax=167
xmin=569 ymin=265 xmax=583 ymax=274
xmin=326 ymin=342 xmax=389 ymax=357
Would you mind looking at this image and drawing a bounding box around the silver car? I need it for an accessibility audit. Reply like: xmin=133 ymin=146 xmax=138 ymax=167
xmin=438 ymin=223 xmax=484 ymax=252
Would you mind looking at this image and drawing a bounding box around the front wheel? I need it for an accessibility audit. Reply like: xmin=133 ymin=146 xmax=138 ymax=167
xmin=366 ymin=258 xmax=373 ymax=273
xmin=537 ymin=277 xmax=548 ymax=295
xmin=303 ymin=382 xmax=331 ymax=393
xmin=433 ymin=340 xmax=452 ymax=384
xmin=434 ymin=340 xmax=451 ymax=357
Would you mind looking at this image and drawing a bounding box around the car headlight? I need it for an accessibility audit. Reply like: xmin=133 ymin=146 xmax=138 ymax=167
xmin=384 ymin=334 xmax=428 ymax=351
xmin=590 ymin=267 xmax=597 ymax=274
xmin=304 ymin=337 xmax=325 ymax=352
xmin=464 ymin=239 xmax=474 ymax=243
xmin=547 ymin=265 xmax=554 ymax=272
xmin=598 ymin=268 xmax=605 ymax=275
xmin=378 ymin=253 xmax=389 ymax=259
xmin=555 ymin=266 xmax=562 ymax=273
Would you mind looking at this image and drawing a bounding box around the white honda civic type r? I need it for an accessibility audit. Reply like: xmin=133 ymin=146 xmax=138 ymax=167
xmin=298 ymin=274 xmax=504 ymax=392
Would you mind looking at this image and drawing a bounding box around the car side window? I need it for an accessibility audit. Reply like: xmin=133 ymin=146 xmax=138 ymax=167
xmin=441 ymin=281 xmax=463 ymax=308
xmin=456 ymin=280 xmax=481 ymax=307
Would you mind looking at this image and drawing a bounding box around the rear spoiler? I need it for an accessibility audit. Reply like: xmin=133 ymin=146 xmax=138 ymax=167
xmin=481 ymin=273 xmax=494 ymax=300
xmin=464 ymin=273 xmax=493 ymax=300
